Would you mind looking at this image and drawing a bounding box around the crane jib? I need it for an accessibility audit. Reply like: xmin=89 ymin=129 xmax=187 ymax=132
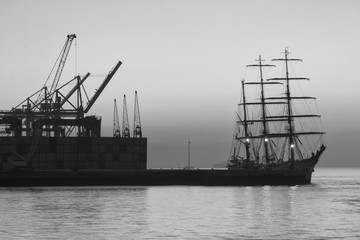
xmin=84 ymin=61 xmax=122 ymax=113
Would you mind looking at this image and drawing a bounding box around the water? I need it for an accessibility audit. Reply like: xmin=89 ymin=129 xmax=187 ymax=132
xmin=0 ymin=168 xmax=359 ymax=239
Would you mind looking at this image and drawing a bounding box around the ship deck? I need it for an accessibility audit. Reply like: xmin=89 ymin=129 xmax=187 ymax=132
xmin=0 ymin=168 xmax=313 ymax=187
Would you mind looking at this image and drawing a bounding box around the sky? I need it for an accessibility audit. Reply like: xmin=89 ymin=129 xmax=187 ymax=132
xmin=0 ymin=0 xmax=359 ymax=167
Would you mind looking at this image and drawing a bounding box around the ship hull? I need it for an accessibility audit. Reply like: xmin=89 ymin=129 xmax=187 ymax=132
xmin=0 ymin=168 xmax=314 ymax=187
xmin=0 ymin=139 xmax=323 ymax=187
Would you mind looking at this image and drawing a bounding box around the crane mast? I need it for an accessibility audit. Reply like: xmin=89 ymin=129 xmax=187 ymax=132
xmin=133 ymin=91 xmax=142 ymax=138
xmin=122 ymin=95 xmax=130 ymax=138
xmin=113 ymin=99 xmax=121 ymax=137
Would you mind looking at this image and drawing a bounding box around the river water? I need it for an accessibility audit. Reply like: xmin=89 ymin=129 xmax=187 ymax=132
xmin=0 ymin=168 xmax=359 ymax=239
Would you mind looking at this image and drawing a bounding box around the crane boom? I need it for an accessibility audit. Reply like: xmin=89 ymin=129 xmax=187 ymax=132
xmin=84 ymin=61 xmax=122 ymax=113
xmin=60 ymin=72 xmax=90 ymax=107
xmin=49 ymin=34 xmax=76 ymax=96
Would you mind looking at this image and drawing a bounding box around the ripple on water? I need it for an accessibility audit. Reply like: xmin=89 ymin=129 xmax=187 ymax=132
xmin=0 ymin=169 xmax=359 ymax=239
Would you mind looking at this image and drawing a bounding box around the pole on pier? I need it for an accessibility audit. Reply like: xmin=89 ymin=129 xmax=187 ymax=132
xmin=188 ymin=137 xmax=191 ymax=169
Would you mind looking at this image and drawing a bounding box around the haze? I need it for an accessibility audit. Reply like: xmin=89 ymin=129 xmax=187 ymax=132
xmin=0 ymin=0 xmax=359 ymax=168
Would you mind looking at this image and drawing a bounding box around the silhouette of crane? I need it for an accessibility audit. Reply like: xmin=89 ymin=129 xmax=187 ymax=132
xmin=113 ymin=99 xmax=120 ymax=137
xmin=122 ymin=94 xmax=130 ymax=138
xmin=133 ymin=91 xmax=142 ymax=138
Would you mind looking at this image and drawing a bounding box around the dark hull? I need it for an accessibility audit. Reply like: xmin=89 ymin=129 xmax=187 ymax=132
xmin=0 ymin=168 xmax=314 ymax=187
xmin=0 ymin=144 xmax=324 ymax=187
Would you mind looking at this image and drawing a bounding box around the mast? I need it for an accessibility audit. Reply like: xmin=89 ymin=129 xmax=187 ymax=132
xmin=269 ymin=48 xmax=309 ymax=162
xmin=284 ymin=49 xmax=295 ymax=161
xmin=241 ymin=80 xmax=251 ymax=166
xmin=246 ymin=56 xmax=276 ymax=163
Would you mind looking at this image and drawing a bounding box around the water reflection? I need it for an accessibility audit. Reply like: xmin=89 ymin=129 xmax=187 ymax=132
xmin=0 ymin=187 xmax=150 ymax=239
xmin=231 ymin=186 xmax=295 ymax=239
xmin=1 ymin=170 xmax=360 ymax=239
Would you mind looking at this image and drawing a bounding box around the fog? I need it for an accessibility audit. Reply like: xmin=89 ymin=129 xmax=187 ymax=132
xmin=1 ymin=0 xmax=359 ymax=167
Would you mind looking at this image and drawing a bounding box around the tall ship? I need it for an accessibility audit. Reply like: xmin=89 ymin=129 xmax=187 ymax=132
xmin=227 ymin=48 xmax=326 ymax=179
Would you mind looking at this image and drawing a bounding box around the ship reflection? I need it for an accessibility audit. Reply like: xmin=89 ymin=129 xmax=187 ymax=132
xmin=232 ymin=186 xmax=295 ymax=236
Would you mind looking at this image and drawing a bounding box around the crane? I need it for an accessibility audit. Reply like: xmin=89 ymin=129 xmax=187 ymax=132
xmin=113 ymin=99 xmax=120 ymax=137
xmin=34 ymin=34 xmax=76 ymax=107
xmin=2 ymin=34 xmax=124 ymax=140
xmin=49 ymin=34 xmax=77 ymax=97
xmin=122 ymin=94 xmax=130 ymax=138
xmin=133 ymin=91 xmax=142 ymax=138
